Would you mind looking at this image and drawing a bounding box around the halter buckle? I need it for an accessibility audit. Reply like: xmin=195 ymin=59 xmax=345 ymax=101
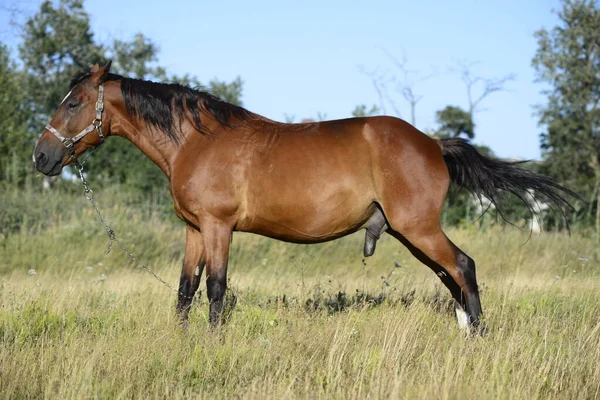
xmin=62 ymin=138 xmax=74 ymax=149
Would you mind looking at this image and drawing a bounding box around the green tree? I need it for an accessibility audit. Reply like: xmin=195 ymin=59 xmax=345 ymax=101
xmin=532 ymin=0 xmax=600 ymax=237
xmin=433 ymin=102 xmax=529 ymax=227
xmin=19 ymin=0 xmax=104 ymax=129
xmin=206 ymin=77 xmax=244 ymax=105
xmin=435 ymin=105 xmax=475 ymax=139
xmin=0 ymin=44 xmax=32 ymax=185
xmin=18 ymin=0 xmax=246 ymax=194
xmin=110 ymin=33 xmax=166 ymax=80
xmin=351 ymin=104 xmax=379 ymax=117
xmin=87 ymin=33 xmax=171 ymax=194
xmin=433 ymin=63 xmax=513 ymax=227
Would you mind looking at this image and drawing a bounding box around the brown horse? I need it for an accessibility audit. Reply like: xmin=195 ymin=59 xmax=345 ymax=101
xmin=33 ymin=62 xmax=575 ymax=332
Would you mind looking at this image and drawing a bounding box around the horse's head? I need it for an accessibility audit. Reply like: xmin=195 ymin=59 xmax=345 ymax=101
xmin=33 ymin=61 xmax=112 ymax=176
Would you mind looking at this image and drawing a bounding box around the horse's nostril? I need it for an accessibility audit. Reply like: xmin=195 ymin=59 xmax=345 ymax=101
xmin=36 ymin=152 xmax=48 ymax=167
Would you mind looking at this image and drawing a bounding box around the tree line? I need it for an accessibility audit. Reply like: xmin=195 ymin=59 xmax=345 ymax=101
xmin=0 ymin=0 xmax=598 ymax=238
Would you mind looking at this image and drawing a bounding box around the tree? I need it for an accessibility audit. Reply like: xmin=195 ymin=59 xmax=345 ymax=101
xmin=360 ymin=51 xmax=435 ymax=126
xmin=206 ymin=77 xmax=244 ymax=105
xmin=435 ymin=105 xmax=474 ymax=139
xmin=382 ymin=51 xmax=436 ymax=126
xmin=0 ymin=43 xmax=32 ymax=185
xmin=168 ymin=74 xmax=244 ymax=105
xmin=351 ymin=104 xmax=379 ymax=117
xmin=454 ymin=61 xmax=515 ymax=118
xmin=431 ymin=63 xmax=513 ymax=226
xmin=19 ymin=0 xmax=105 ymax=129
xmin=532 ymin=0 xmax=600 ymax=237
xmin=18 ymin=0 xmax=246 ymax=194
xmin=110 ymin=33 xmax=166 ymax=80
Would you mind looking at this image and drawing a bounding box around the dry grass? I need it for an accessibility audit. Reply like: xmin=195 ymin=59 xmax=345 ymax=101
xmin=1 ymin=203 xmax=600 ymax=399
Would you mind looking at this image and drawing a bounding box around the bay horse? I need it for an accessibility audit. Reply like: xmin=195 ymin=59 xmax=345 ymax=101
xmin=33 ymin=62 xmax=575 ymax=333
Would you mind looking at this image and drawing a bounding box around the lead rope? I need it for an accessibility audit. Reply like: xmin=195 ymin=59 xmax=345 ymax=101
xmin=72 ymin=158 xmax=192 ymax=300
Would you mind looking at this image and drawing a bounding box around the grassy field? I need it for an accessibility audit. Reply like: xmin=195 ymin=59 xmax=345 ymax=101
xmin=1 ymin=192 xmax=600 ymax=399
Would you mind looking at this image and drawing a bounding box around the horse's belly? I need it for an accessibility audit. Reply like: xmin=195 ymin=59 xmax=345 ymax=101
xmin=239 ymin=187 xmax=376 ymax=244
xmin=239 ymin=128 xmax=376 ymax=243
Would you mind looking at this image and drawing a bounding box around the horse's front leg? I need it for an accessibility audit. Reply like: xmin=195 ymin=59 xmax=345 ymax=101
xmin=176 ymin=225 xmax=205 ymax=325
xmin=201 ymin=220 xmax=233 ymax=327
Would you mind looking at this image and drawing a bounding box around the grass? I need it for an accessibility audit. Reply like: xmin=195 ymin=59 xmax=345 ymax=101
xmin=1 ymin=190 xmax=600 ymax=399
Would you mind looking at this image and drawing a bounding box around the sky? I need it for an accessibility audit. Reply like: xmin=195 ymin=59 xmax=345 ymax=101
xmin=0 ymin=0 xmax=563 ymax=159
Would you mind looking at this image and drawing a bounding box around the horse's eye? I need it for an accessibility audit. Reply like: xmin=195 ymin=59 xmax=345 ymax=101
xmin=67 ymin=102 xmax=79 ymax=109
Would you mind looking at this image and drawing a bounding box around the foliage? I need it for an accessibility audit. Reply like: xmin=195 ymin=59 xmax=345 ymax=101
xmin=206 ymin=77 xmax=244 ymax=105
xmin=351 ymin=104 xmax=380 ymax=117
xmin=110 ymin=33 xmax=166 ymax=80
xmin=19 ymin=0 xmax=105 ymax=129
xmin=0 ymin=45 xmax=32 ymax=186
xmin=435 ymin=105 xmax=475 ymax=139
xmin=533 ymin=0 xmax=600 ymax=235
xmin=10 ymin=0 xmax=246 ymax=194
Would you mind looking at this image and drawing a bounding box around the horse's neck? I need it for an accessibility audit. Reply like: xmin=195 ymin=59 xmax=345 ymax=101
xmin=110 ymin=114 xmax=182 ymax=180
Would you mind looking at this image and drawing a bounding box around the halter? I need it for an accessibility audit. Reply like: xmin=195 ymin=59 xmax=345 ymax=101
xmin=45 ymin=84 xmax=105 ymax=162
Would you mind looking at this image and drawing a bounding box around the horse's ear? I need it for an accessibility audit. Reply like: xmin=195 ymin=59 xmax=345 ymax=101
xmin=89 ymin=61 xmax=112 ymax=85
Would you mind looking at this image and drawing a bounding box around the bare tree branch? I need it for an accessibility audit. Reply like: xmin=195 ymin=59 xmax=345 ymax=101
xmin=454 ymin=60 xmax=516 ymax=116
xmin=1 ymin=1 xmax=31 ymax=39
xmin=382 ymin=49 xmax=437 ymax=125
xmin=359 ymin=65 xmax=393 ymax=116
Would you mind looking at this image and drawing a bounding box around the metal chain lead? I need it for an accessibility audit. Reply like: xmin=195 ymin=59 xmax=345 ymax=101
xmin=74 ymin=159 xmax=192 ymax=300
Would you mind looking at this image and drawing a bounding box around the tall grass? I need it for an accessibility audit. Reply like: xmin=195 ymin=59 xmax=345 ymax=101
xmin=1 ymin=188 xmax=599 ymax=399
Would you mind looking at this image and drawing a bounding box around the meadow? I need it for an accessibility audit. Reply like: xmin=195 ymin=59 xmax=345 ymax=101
xmin=1 ymin=188 xmax=599 ymax=399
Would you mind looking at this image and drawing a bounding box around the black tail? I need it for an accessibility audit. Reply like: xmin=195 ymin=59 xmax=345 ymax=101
xmin=440 ymin=138 xmax=579 ymax=225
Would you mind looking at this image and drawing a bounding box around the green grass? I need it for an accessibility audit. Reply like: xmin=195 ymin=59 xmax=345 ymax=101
xmin=1 ymin=191 xmax=599 ymax=399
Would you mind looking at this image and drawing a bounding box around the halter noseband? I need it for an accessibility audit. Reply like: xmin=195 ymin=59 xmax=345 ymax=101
xmin=45 ymin=84 xmax=105 ymax=162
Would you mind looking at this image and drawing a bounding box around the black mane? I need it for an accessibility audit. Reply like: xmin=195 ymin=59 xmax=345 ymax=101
xmin=70 ymin=71 xmax=253 ymax=144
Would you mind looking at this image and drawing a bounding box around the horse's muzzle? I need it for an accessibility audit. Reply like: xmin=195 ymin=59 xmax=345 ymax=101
xmin=33 ymin=142 xmax=64 ymax=176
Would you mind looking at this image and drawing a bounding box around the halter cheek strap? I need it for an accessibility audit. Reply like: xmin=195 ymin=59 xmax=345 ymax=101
xmin=46 ymin=84 xmax=105 ymax=161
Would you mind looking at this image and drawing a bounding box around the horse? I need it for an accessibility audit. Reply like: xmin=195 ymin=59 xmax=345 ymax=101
xmin=33 ymin=62 xmax=576 ymax=333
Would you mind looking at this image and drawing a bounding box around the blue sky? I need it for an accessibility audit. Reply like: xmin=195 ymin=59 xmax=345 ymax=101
xmin=1 ymin=0 xmax=562 ymax=159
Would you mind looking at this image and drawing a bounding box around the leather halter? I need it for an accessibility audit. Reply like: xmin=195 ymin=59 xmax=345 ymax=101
xmin=45 ymin=84 xmax=105 ymax=161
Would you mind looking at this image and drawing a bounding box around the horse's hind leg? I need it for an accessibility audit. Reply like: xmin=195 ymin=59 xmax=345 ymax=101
xmin=388 ymin=225 xmax=484 ymax=333
xmin=176 ymin=226 xmax=205 ymax=324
